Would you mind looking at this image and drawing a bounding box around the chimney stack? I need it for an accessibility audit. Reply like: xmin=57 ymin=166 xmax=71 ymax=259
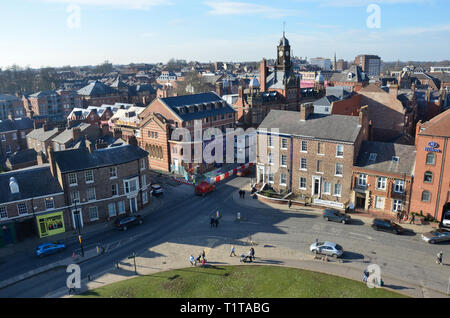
xmin=389 ymin=84 xmax=399 ymax=97
xmin=260 ymin=59 xmax=267 ymax=92
xmin=300 ymin=103 xmax=314 ymax=121
xmin=47 ymin=146 xmax=57 ymax=177
xmin=72 ymin=127 xmax=81 ymax=141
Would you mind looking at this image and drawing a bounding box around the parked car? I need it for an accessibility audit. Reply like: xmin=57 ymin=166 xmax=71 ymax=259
xmin=114 ymin=215 xmax=143 ymax=231
xmin=36 ymin=242 xmax=66 ymax=257
xmin=371 ymin=218 xmax=404 ymax=235
xmin=323 ymin=209 xmax=351 ymax=224
xmin=150 ymin=184 xmax=164 ymax=196
xmin=421 ymin=229 xmax=450 ymax=244
xmin=442 ymin=211 xmax=450 ymax=228
xmin=309 ymin=241 xmax=344 ymax=258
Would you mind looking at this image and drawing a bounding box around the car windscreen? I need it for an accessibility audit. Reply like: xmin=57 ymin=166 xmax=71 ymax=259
xmin=335 ymin=244 xmax=343 ymax=250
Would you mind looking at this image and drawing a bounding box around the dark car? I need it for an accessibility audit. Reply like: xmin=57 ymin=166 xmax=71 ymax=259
xmin=371 ymin=218 xmax=404 ymax=235
xmin=114 ymin=215 xmax=143 ymax=231
xmin=36 ymin=242 xmax=66 ymax=257
xmin=323 ymin=209 xmax=351 ymax=224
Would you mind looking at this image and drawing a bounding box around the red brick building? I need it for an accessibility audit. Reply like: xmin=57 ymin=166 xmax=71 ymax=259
xmin=410 ymin=110 xmax=450 ymax=223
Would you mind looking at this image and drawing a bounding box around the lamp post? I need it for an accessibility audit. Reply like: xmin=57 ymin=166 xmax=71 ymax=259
xmin=74 ymin=200 xmax=84 ymax=257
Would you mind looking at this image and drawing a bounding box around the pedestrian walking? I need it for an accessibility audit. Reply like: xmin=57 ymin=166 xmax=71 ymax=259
xmin=249 ymin=247 xmax=255 ymax=261
xmin=230 ymin=245 xmax=236 ymax=257
xmin=396 ymin=212 xmax=401 ymax=223
xmin=288 ymin=200 xmax=292 ymax=209
xmin=437 ymin=251 xmax=443 ymax=265
xmin=242 ymin=190 xmax=245 ymax=199
xmin=410 ymin=214 xmax=415 ymax=224
xmin=215 ymin=218 xmax=219 ymax=228
xmin=190 ymin=255 xmax=195 ymax=266
xmin=202 ymin=250 xmax=206 ymax=261
xmin=210 ymin=217 xmax=215 ymax=228
xmin=239 ymin=190 xmax=243 ymax=198
xmin=196 ymin=255 xmax=202 ymax=265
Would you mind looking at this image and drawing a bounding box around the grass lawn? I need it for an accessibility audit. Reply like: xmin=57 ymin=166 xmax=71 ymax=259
xmin=78 ymin=265 xmax=406 ymax=298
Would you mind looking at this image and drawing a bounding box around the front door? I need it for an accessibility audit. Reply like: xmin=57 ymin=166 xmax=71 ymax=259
xmin=130 ymin=197 xmax=138 ymax=213
xmin=72 ymin=209 xmax=83 ymax=230
xmin=312 ymin=176 xmax=321 ymax=197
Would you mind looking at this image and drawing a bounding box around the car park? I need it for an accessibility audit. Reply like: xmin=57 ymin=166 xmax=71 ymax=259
xmin=150 ymin=184 xmax=164 ymax=196
xmin=371 ymin=218 xmax=404 ymax=235
xmin=421 ymin=229 xmax=450 ymax=244
xmin=114 ymin=215 xmax=143 ymax=231
xmin=309 ymin=241 xmax=344 ymax=259
xmin=323 ymin=209 xmax=351 ymax=224
xmin=36 ymin=242 xmax=66 ymax=257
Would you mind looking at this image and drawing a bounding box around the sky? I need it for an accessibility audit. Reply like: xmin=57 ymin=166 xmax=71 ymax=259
xmin=0 ymin=0 xmax=449 ymax=68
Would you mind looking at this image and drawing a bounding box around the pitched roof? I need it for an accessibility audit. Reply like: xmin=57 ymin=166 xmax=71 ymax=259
xmin=0 ymin=118 xmax=34 ymax=133
xmin=0 ymin=165 xmax=63 ymax=204
xmin=26 ymin=127 xmax=61 ymax=142
xmin=355 ymin=141 xmax=416 ymax=176
xmin=418 ymin=109 xmax=450 ymax=138
xmin=6 ymin=149 xmax=38 ymax=166
xmin=77 ymin=81 xmax=118 ymax=97
xmin=258 ymin=110 xmax=362 ymax=143
xmin=52 ymin=144 xmax=149 ymax=173
xmin=313 ymin=95 xmax=340 ymax=107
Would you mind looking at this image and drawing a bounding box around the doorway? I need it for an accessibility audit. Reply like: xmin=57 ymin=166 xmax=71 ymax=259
xmin=72 ymin=209 xmax=83 ymax=230
xmin=356 ymin=196 xmax=366 ymax=210
xmin=129 ymin=197 xmax=138 ymax=213
xmin=312 ymin=176 xmax=321 ymax=197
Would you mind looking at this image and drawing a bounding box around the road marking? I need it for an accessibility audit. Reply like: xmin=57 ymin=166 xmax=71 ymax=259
xmin=349 ymin=232 xmax=373 ymax=240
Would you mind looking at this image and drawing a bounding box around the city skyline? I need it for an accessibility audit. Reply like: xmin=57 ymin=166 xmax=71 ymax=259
xmin=0 ymin=0 xmax=449 ymax=68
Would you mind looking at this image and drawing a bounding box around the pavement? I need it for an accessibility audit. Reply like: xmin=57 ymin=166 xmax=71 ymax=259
xmin=46 ymin=181 xmax=448 ymax=299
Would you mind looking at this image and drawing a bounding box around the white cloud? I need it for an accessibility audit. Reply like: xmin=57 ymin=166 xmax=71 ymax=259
xmin=205 ymin=1 xmax=303 ymax=18
xmin=38 ymin=0 xmax=173 ymax=10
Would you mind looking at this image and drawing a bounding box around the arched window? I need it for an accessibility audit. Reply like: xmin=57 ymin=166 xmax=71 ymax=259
xmin=426 ymin=153 xmax=436 ymax=165
xmin=421 ymin=191 xmax=431 ymax=202
xmin=424 ymin=171 xmax=433 ymax=183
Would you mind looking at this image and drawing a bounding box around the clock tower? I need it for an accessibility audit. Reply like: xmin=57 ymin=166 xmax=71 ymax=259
xmin=276 ymin=32 xmax=291 ymax=72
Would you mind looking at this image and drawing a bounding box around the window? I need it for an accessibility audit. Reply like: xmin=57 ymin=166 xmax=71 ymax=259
xmin=17 ymin=203 xmax=28 ymax=214
xmin=21 ymin=131 xmax=26 ymax=139
xmin=0 ymin=206 xmax=7 ymax=219
xmin=124 ymin=179 xmax=138 ymax=194
xmin=424 ymin=171 xmax=433 ymax=183
xmin=268 ymin=172 xmax=274 ymax=183
xmin=369 ymin=153 xmax=377 ymax=163
xmin=426 ymin=153 xmax=435 ymax=165
xmin=421 ymin=191 xmax=431 ymax=202
xmin=45 ymin=197 xmax=55 ymax=210
xmin=376 ymin=177 xmax=386 ymax=190
xmin=394 ymin=180 xmax=405 ymax=193
xmin=89 ymin=207 xmax=99 ymax=221
xmin=333 ymin=184 xmax=342 ymax=197
xmin=109 ymin=167 xmax=117 ymax=179
xmin=301 ymin=141 xmax=308 ymax=152
xmin=142 ymin=191 xmax=148 ymax=204
xmin=71 ymin=191 xmax=80 ymax=204
xmin=12 ymin=133 xmax=17 ymax=140
xmin=299 ymin=177 xmax=307 ymax=189
xmin=268 ymin=136 xmax=273 ymax=147
xmin=281 ymin=138 xmax=288 ymax=149
xmin=108 ymin=203 xmax=117 ymax=217
xmin=87 ymin=188 xmax=96 ymax=201
xmin=141 ymin=158 xmax=147 ymax=170
xmin=300 ymin=158 xmax=307 ymax=170
xmin=323 ymin=182 xmax=331 ymax=194
xmin=358 ymin=174 xmax=367 ymax=187
xmin=335 ymin=163 xmax=343 ymax=176
xmin=268 ymin=152 xmax=274 ymax=165
xmin=317 ymin=142 xmax=323 ymax=155
xmin=280 ymin=173 xmax=287 ymax=186
xmin=316 ymin=160 xmax=322 ymax=173
xmin=375 ymin=196 xmax=385 ymax=209
xmin=281 ymin=155 xmax=287 ymax=167
xmin=392 ymin=156 xmax=400 ymax=163
xmin=85 ymin=170 xmax=94 ymax=183
xmin=1 ymin=134 xmax=5 ymax=142
xmin=336 ymin=145 xmax=344 ymax=157
xmin=141 ymin=175 xmax=147 ymax=187
xmin=112 ymin=184 xmax=118 ymax=196
xmin=68 ymin=173 xmax=77 ymax=186
xmin=118 ymin=201 xmax=126 ymax=214
xmin=392 ymin=200 xmax=402 ymax=212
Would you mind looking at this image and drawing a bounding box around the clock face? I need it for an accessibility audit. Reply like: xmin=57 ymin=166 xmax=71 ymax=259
xmin=279 ymin=50 xmax=284 ymax=57
xmin=286 ymin=51 xmax=290 ymax=57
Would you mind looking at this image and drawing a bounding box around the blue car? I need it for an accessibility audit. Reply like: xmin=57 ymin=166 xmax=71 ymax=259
xmin=36 ymin=242 xmax=66 ymax=257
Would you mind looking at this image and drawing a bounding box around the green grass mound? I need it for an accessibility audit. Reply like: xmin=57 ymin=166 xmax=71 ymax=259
xmin=78 ymin=265 xmax=406 ymax=298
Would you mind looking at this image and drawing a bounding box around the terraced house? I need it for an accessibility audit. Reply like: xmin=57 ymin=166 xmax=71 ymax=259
xmin=49 ymin=142 xmax=150 ymax=230
xmin=256 ymin=103 xmax=369 ymax=210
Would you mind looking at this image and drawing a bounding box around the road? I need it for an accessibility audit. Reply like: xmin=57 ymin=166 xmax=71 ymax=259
xmin=0 ymin=175 xmax=449 ymax=297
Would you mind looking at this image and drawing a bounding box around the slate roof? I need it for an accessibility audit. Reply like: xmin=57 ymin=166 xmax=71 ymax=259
xmin=160 ymin=92 xmax=235 ymax=122
xmin=0 ymin=94 xmax=19 ymax=102
xmin=77 ymin=81 xmax=118 ymax=97
xmin=313 ymin=95 xmax=340 ymax=107
xmin=52 ymin=144 xmax=149 ymax=174
xmin=418 ymin=109 xmax=450 ymax=138
xmin=29 ymin=90 xmax=58 ymax=98
xmin=329 ymin=65 xmax=367 ymax=83
xmin=258 ymin=110 xmax=362 ymax=143
xmin=26 ymin=127 xmax=61 ymax=142
xmin=52 ymin=123 xmax=92 ymax=144
xmin=6 ymin=149 xmax=37 ymax=166
xmin=0 ymin=118 xmax=34 ymax=133
xmin=355 ymin=141 xmax=416 ymax=176
xmin=0 ymin=165 xmax=63 ymax=204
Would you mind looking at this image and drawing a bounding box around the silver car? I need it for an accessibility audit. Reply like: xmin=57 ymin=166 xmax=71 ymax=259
xmin=310 ymin=241 xmax=344 ymax=258
xmin=421 ymin=229 xmax=450 ymax=244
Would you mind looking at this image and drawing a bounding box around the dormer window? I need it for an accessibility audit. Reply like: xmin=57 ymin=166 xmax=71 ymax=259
xmin=347 ymin=73 xmax=353 ymax=80
xmin=369 ymin=153 xmax=377 ymax=163
xmin=392 ymin=156 xmax=400 ymax=163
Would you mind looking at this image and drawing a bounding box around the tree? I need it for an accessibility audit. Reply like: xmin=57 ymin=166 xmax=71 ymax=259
xmin=175 ymin=71 xmax=211 ymax=96
xmin=95 ymin=60 xmax=114 ymax=74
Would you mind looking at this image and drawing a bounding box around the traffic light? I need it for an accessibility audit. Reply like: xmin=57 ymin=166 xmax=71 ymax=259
xmin=78 ymin=235 xmax=82 ymax=244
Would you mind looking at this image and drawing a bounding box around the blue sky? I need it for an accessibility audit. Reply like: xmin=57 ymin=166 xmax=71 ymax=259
xmin=0 ymin=0 xmax=449 ymax=68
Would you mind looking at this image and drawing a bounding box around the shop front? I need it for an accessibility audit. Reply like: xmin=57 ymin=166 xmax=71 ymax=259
xmin=36 ymin=211 xmax=66 ymax=238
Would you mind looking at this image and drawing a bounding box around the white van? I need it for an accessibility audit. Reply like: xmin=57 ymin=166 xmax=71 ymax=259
xmin=443 ymin=211 xmax=450 ymax=227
